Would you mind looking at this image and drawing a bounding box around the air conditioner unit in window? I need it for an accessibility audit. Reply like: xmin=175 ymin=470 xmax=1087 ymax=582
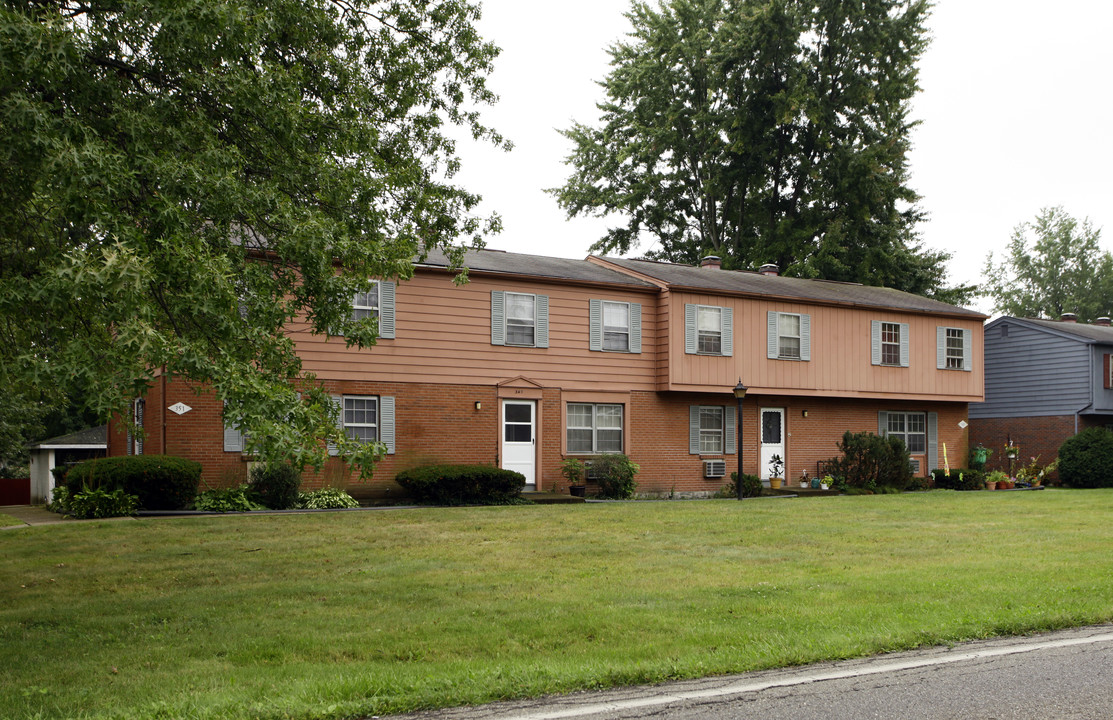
xmin=703 ymin=459 xmax=726 ymax=478
xmin=584 ymin=461 xmax=600 ymax=480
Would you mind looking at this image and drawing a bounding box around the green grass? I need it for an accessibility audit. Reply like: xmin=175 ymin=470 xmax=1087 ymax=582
xmin=3 ymin=490 xmax=1113 ymax=720
xmin=0 ymin=513 xmax=23 ymax=528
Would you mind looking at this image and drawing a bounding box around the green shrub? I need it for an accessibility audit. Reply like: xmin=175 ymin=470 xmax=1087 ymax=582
xmin=48 ymin=485 xmax=71 ymax=514
xmin=66 ymin=455 xmax=201 ymax=510
xmin=825 ymin=431 xmax=913 ymax=492
xmin=193 ymin=486 xmax=263 ymax=512
xmin=67 ymin=487 xmax=139 ymax=519
xmin=930 ymin=468 xmax=985 ymax=491
xmin=727 ymin=472 xmax=763 ymax=498
xmin=394 ymin=464 xmax=525 ymax=505
xmin=247 ymin=463 xmax=302 ymax=509
xmin=1058 ymin=427 xmax=1113 ymax=488
xmin=590 ymin=453 xmax=639 ymax=499
xmin=297 ymin=488 xmax=360 ymax=509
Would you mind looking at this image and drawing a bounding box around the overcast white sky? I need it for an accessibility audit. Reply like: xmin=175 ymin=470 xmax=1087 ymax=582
xmin=453 ymin=1 xmax=1113 ymax=312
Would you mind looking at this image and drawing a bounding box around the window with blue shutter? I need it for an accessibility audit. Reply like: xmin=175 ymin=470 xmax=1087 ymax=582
xmin=685 ymin=304 xmax=732 ymax=356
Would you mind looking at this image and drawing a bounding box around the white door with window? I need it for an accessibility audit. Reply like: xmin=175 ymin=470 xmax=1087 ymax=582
xmin=759 ymin=408 xmax=786 ymax=481
xmin=501 ymin=400 xmax=536 ymax=489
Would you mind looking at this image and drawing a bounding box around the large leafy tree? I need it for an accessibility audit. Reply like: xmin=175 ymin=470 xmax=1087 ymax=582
xmin=0 ymin=0 xmax=503 ymax=472
xmin=553 ymin=0 xmax=966 ymax=301
xmin=983 ymin=207 xmax=1113 ymax=322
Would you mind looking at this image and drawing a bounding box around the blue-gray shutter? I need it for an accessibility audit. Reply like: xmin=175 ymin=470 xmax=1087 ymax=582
xmin=800 ymin=314 xmax=811 ymax=361
xmin=685 ymin=304 xmax=697 ymax=354
xmin=491 ymin=291 xmax=505 ymax=346
xmin=767 ymin=311 xmax=779 ymax=359
xmin=589 ymin=299 xmax=603 ymax=351
xmin=899 ymin=323 xmax=910 ymax=367
xmin=379 ymin=281 xmax=395 ymax=339
xmin=724 ymin=405 xmax=737 ymax=454
xmin=629 ymin=302 xmax=642 ymax=353
xmin=380 ymin=396 xmax=395 ymax=455
xmin=871 ymin=321 xmax=882 ymax=365
xmin=223 ymin=401 xmax=243 ymax=453
xmin=721 ymin=307 xmax=733 ymax=357
xmin=936 ymin=326 xmax=947 ymax=369
xmin=689 ymin=406 xmax=700 ymax=454
xmin=878 ymin=411 xmax=888 ymax=437
xmin=535 ymin=294 xmax=549 ymax=348
xmin=327 ymin=395 xmax=343 ymax=456
xmin=927 ymin=412 xmax=939 ymax=471
xmin=963 ymin=328 xmax=972 ymax=371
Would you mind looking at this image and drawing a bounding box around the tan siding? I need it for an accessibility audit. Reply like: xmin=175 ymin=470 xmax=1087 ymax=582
xmin=292 ymin=272 xmax=659 ymax=391
xmin=668 ymin=293 xmax=984 ymax=401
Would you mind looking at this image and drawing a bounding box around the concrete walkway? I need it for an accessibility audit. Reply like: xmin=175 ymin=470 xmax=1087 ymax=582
xmin=0 ymin=504 xmax=72 ymax=528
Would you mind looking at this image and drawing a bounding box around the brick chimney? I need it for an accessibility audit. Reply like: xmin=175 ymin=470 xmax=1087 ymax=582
xmin=700 ymin=255 xmax=721 ymax=269
xmin=759 ymin=263 xmax=779 ymax=276
xmin=1095 ymin=317 xmax=1111 ymax=326
xmin=1060 ymin=313 xmax=1078 ymax=323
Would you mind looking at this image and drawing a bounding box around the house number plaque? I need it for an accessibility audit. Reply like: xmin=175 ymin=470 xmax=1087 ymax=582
xmin=168 ymin=402 xmax=192 ymax=415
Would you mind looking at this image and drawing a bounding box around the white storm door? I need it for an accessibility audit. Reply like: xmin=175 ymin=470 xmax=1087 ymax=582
xmin=759 ymin=408 xmax=786 ymax=480
xmin=501 ymin=400 xmax=536 ymax=488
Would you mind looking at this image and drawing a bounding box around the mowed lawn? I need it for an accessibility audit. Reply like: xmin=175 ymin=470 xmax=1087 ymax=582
xmin=3 ymin=491 xmax=1113 ymax=720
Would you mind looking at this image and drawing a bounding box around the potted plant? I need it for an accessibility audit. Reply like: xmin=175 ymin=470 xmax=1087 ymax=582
xmin=799 ymin=469 xmax=810 ymax=488
xmin=768 ymin=454 xmax=784 ymax=490
xmin=985 ymin=469 xmax=1007 ymax=491
xmin=560 ymin=458 xmax=587 ymax=497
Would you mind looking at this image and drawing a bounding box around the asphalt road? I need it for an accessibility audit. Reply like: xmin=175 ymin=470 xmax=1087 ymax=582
xmin=388 ymin=624 xmax=1113 ymax=720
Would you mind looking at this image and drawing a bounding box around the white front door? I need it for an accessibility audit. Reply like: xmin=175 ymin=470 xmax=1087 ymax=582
xmin=759 ymin=408 xmax=786 ymax=481
xmin=501 ymin=400 xmax=536 ymax=488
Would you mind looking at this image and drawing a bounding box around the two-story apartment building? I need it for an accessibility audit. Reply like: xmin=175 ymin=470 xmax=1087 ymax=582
xmin=107 ymin=248 xmax=985 ymax=499
xmin=969 ymin=315 xmax=1113 ymax=472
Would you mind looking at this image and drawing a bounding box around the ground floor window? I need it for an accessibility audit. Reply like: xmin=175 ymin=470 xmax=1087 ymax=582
xmin=886 ymin=412 xmax=926 ymax=454
xmin=699 ymin=406 xmax=725 ymax=454
xmin=567 ymin=403 xmax=623 ymax=453
xmin=343 ymin=396 xmax=379 ymax=443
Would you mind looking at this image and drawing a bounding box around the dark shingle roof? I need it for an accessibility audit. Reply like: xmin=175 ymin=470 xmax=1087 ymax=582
xmin=596 ymin=257 xmax=986 ymax=318
xmin=417 ymin=248 xmax=656 ymax=288
xmin=1003 ymin=317 xmax=1113 ymax=343
xmin=27 ymin=425 xmax=107 ymax=450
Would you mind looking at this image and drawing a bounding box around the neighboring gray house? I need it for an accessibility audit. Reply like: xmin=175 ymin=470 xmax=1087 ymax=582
xmin=969 ymin=315 xmax=1113 ymax=471
xmin=27 ymin=426 xmax=107 ymax=504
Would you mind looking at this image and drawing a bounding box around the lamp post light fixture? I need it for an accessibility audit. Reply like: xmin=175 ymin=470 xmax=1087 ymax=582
xmin=733 ymin=379 xmax=748 ymax=500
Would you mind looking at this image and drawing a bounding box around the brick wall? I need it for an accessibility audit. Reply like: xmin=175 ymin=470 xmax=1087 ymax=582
xmin=109 ymin=377 xmax=973 ymax=499
xmin=968 ymin=415 xmax=1076 ymax=478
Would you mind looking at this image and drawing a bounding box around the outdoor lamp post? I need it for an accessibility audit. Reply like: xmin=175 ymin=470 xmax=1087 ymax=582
xmin=733 ymin=379 xmax=748 ymax=500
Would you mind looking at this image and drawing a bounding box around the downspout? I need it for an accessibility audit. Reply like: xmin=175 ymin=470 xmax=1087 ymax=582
xmin=161 ymin=370 xmax=168 ymax=454
xmin=1077 ymin=347 xmax=1095 ymax=435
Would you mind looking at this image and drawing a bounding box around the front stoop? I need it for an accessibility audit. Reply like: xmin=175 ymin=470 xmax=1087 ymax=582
xmin=522 ymin=491 xmax=586 ymax=505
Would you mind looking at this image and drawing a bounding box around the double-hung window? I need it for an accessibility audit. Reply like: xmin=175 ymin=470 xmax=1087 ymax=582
xmin=345 ymin=280 xmax=395 ymax=338
xmin=689 ymin=405 xmax=736 ymax=454
xmin=589 ymin=299 xmax=641 ymax=353
xmin=767 ymin=311 xmax=811 ymax=360
xmin=936 ymin=326 xmax=972 ymax=371
xmin=885 ymin=412 xmax=926 ymax=454
xmin=871 ymin=320 xmax=909 ymax=367
xmin=343 ymin=396 xmax=378 ymax=443
xmin=566 ymin=403 xmax=623 ymax=453
xmin=685 ymin=304 xmax=732 ymax=356
xmin=492 ymin=291 xmax=549 ymax=348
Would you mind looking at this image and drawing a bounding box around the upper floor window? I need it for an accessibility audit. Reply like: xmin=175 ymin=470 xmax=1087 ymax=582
xmin=346 ymin=280 xmax=395 ymax=339
xmin=567 ymin=403 xmax=623 ymax=453
xmin=590 ymin=300 xmax=642 ymax=353
xmin=767 ymin=311 xmax=811 ymax=361
xmin=871 ymin=320 xmax=909 ymax=367
xmin=685 ymin=304 xmax=733 ymax=356
xmin=492 ymin=291 xmax=549 ymax=348
xmin=937 ymin=326 xmax=971 ymax=371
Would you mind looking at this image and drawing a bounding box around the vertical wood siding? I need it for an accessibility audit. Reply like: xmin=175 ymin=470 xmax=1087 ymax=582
xmin=668 ymin=292 xmax=983 ymax=401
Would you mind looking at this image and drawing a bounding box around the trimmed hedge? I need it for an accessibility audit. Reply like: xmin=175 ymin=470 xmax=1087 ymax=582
xmin=590 ymin=453 xmax=639 ymax=499
xmin=729 ymin=472 xmax=763 ymax=498
xmin=931 ymin=468 xmax=985 ymax=491
xmin=247 ymin=463 xmax=301 ymax=509
xmin=1058 ymin=427 xmax=1113 ymax=488
xmin=394 ymin=464 xmax=525 ymax=505
xmin=66 ymin=455 xmax=201 ymax=510
xmin=825 ymin=431 xmax=913 ymax=492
